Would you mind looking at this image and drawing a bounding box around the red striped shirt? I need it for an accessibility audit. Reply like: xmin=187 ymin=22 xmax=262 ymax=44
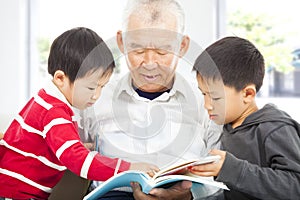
xmin=0 ymin=87 xmax=130 ymax=199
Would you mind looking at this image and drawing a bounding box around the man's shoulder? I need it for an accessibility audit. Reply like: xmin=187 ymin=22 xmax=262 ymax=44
xmin=173 ymin=72 xmax=203 ymax=106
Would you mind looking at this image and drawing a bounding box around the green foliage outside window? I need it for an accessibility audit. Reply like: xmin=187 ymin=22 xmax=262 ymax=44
xmin=228 ymin=11 xmax=294 ymax=73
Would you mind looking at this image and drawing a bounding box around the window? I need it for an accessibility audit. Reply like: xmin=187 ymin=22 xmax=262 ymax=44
xmin=226 ymin=0 xmax=300 ymax=122
xmin=29 ymin=0 xmax=300 ymax=122
xmin=29 ymin=0 xmax=219 ymax=95
xmin=29 ymin=0 xmax=125 ymax=95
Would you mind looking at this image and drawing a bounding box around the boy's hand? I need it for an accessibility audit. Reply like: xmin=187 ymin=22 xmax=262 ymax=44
xmin=83 ymin=142 xmax=94 ymax=150
xmin=189 ymin=149 xmax=226 ymax=177
xmin=129 ymin=163 xmax=160 ymax=177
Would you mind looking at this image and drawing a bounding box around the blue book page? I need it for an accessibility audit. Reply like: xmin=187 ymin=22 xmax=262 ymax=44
xmin=83 ymin=171 xmax=154 ymax=200
xmin=153 ymin=173 xmax=229 ymax=190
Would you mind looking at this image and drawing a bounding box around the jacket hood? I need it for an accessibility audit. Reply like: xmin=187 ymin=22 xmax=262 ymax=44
xmin=225 ymin=103 xmax=299 ymax=134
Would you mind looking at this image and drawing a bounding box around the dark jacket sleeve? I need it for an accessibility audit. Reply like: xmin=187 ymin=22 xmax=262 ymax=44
xmin=216 ymin=125 xmax=300 ymax=200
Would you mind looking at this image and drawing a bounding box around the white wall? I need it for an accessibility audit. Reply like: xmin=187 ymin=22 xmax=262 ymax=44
xmin=0 ymin=0 xmax=28 ymax=131
xmin=177 ymin=0 xmax=221 ymax=86
xmin=0 ymin=0 xmax=219 ymax=132
xmin=180 ymin=0 xmax=219 ymax=48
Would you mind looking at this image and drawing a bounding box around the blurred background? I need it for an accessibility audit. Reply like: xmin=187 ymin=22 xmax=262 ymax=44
xmin=1 ymin=0 xmax=299 ymax=131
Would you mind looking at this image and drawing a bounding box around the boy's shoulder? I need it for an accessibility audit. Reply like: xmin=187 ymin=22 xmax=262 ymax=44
xmin=229 ymin=104 xmax=299 ymax=136
xmin=253 ymin=104 xmax=300 ymax=138
xmin=38 ymin=89 xmax=68 ymax=106
xmin=36 ymin=89 xmax=73 ymax=117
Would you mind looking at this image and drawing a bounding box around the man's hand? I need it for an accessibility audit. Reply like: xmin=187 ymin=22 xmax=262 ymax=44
xmin=189 ymin=149 xmax=226 ymax=177
xmin=131 ymin=181 xmax=192 ymax=200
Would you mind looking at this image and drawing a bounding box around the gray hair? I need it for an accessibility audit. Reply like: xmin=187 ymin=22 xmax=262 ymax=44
xmin=122 ymin=0 xmax=185 ymax=33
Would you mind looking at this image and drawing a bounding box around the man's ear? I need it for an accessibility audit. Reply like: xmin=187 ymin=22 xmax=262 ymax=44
xmin=243 ymin=84 xmax=256 ymax=104
xmin=116 ymin=30 xmax=125 ymax=54
xmin=52 ymin=70 xmax=67 ymax=89
xmin=178 ymin=35 xmax=190 ymax=58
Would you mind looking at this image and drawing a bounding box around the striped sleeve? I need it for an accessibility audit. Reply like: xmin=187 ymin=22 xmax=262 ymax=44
xmin=44 ymin=107 xmax=130 ymax=181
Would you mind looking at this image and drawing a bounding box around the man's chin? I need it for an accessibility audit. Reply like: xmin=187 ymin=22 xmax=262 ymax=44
xmin=138 ymin=84 xmax=167 ymax=93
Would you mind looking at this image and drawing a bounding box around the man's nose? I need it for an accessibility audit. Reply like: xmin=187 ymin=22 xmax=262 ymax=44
xmin=143 ymin=49 xmax=158 ymax=65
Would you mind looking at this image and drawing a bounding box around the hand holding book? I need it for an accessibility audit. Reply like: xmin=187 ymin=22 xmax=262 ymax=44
xmin=153 ymin=155 xmax=222 ymax=179
xmin=130 ymin=179 xmax=193 ymax=200
xmin=83 ymin=155 xmax=228 ymax=200
xmin=188 ymin=149 xmax=226 ymax=177
xmin=129 ymin=162 xmax=160 ymax=177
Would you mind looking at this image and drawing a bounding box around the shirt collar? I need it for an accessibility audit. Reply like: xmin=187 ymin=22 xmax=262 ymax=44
xmin=43 ymin=76 xmax=74 ymax=110
xmin=115 ymin=72 xmax=190 ymax=101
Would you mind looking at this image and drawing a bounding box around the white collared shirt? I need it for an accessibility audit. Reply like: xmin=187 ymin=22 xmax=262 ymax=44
xmin=79 ymin=72 xmax=221 ymax=165
xmin=78 ymin=72 xmax=223 ymax=197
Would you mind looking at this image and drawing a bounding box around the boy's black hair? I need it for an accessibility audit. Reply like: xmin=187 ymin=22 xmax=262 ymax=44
xmin=193 ymin=36 xmax=265 ymax=92
xmin=48 ymin=27 xmax=115 ymax=83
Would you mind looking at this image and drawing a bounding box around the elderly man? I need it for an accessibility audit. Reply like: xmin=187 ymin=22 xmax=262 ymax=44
xmin=79 ymin=0 xmax=222 ymax=199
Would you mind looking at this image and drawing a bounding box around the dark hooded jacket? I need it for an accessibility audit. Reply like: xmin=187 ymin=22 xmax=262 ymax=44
xmin=215 ymin=104 xmax=300 ymax=200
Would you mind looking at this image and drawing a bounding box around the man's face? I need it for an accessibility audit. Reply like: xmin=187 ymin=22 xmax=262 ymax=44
xmin=120 ymin=14 xmax=188 ymax=92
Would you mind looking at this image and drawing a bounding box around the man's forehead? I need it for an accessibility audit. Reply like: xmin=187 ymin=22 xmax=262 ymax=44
xmin=127 ymin=11 xmax=179 ymax=32
xmin=123 ymin=29 xmax=182 ymax=45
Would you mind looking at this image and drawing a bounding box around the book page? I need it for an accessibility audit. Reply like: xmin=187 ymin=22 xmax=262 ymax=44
xmin=153 ymin=155 xmax=221 ymax=179
xmin=83 ymin=170 xmax=153 ymax=200
xmin=153 ymin=172 xmax=229 ymax=190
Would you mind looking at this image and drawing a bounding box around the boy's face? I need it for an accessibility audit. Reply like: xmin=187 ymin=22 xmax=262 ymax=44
xmin=196 ymin=74 xmax=247 ymax=128
xmin=65 ymin=69 xmax=111 ymax=110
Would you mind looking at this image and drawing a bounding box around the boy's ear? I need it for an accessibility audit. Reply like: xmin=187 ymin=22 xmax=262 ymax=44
xmin=243 ymin=84 xmax=256 ymax=103
xmin=178 ymin=35 xmax=190 ymax=58
xmin=52 ymin=70 xmax=67 ymax=88
xmin=116 ymin=30 xmax=125 ymax=54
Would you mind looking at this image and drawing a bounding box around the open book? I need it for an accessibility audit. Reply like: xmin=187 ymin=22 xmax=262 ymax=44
xmin=83 ymin=155 xmax=228 ymax=200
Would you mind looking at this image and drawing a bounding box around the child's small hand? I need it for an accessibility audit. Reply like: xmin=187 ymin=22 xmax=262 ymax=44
xmin=189 ymin=149 xmax=226 ymax=177
xmin=129 ymin=162 xmax=160 ymax=177
xmin=83 ymin=142 xmax=95 ymax=150
xmin=0 ymin=132 xmax=4 ymax=139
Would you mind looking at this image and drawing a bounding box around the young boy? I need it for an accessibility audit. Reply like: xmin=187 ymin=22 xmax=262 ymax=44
xmin=0 ymin=27 xmax=157 ymax=199
xmin=190 ymin=36 xmax=300 ymax=199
